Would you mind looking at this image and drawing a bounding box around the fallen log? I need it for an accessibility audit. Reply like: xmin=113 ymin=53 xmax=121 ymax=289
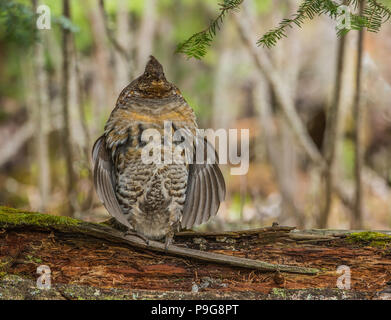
xmin=0 ymin=206 xmax=390 ymax=300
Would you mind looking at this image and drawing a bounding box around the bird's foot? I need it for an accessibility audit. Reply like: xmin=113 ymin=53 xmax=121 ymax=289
xmin=123 ymin=230 xmax=150 ymax=246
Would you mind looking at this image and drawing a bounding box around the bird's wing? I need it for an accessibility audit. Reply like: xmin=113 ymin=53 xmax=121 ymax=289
xmin=92 ymin=136 xmax=133 ymax=229
xmin=181 ymin=136 xmax=226 ymax=229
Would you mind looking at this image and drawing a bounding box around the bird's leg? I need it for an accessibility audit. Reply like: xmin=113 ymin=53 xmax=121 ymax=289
xmin=123 ymin=229 xmax=150 ymax=246
xmin=164 ymin=230 xmax=175 ymax=251
xmin=164 ymin=212 xmax=181 ymax=251
xmin=164 ymin=220 xmax=181 ymax=251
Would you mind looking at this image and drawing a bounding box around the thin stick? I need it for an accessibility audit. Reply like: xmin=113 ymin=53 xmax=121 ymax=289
xmin=84 ymin=224 xmax=319 ymax=275
xmin=122 ymin=233 xmax=319 ymax=274
xmin=99 ymin=0 xmax=130 ymax=61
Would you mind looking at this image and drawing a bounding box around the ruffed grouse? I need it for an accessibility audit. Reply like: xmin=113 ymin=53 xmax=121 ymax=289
xmin=92 ymin=56 xmax=225 ymax=247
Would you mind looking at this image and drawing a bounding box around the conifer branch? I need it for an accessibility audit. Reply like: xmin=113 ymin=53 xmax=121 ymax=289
xmin=175 ymin=0 xmax=243 ymax=59
xmin=175 ymin=0 xmax=391 ymax=57
xmin=259 ymin=0 xmax=391 ymax=48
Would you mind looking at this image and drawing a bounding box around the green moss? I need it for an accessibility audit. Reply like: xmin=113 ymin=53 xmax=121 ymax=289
xmin=0 ymin=257 xmax=14 ymax=271
xmin=25 ymin=255 xmax=42 ymax=264
xmin=346 ymin=231 xmax=391 ymax=247
xmin=0 ymin=206 xmax=80 ymax=229
xmin=271 ymin=288 xmax=287 ymax=298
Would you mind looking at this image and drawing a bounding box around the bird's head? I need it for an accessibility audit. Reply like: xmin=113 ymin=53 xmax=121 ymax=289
xmin=134 ymin=56 xmax=174 ymax=98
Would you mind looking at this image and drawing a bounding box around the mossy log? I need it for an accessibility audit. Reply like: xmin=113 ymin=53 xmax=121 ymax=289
xmin=0 ymin=206 xmax=391 ymax=300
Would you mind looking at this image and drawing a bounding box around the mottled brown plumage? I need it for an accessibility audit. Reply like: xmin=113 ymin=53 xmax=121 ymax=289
xmin=92 ymin=56 xmax=225 ymax=246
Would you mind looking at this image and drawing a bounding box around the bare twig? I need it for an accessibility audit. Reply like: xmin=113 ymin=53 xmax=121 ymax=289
xmin=98 ymin=0 xmax=130 ymax=61
xmin=175 ymin=225 xmax=295 ymax=238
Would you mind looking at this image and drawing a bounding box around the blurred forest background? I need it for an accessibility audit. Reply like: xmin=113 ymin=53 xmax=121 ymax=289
xmin=1 ymin=0 xmax=391 ymax=231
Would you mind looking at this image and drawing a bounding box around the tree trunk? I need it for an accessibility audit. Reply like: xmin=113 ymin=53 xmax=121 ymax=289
xmin=32 ymin=0 xmax=51 ymax=212
xmin=319 ymin=34 xmax=346 ymax=228
xmin=61 ymin=0 xmax=76 ymax=217
xmin=352 ymin=0 xmax=365 ymax=229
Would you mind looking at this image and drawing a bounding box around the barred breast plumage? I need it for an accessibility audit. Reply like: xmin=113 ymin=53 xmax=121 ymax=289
xmin=92 ymin=56 xmax=225 ymax=246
